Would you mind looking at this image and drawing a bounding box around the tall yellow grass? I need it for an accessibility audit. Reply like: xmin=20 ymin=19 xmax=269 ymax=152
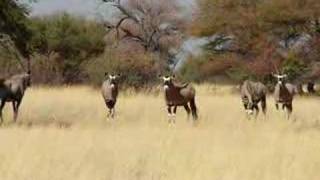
xmin=1 ymin=85 xmax=320 ymax=180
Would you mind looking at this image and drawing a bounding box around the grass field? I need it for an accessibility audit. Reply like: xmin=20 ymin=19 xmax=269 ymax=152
xmin=1 ymin=85 xmax=320 ymax=180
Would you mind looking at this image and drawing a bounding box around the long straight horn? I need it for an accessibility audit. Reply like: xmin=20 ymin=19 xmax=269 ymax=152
xmin=269 ymin=57 xmax=280 ymax=75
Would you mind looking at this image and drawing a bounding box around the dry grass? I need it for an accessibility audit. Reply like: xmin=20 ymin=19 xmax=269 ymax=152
xmin=1 ymin=85 xmax=320 ymax=180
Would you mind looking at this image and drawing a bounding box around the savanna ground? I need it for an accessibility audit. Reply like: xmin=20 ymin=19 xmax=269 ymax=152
xmin=0 ymin=85 xmax=320 ymax=180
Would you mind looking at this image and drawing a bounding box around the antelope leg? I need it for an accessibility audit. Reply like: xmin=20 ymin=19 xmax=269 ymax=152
xmin=111 ymin=108 xmax=115 ymax=119
xmin=183 ymin=105 xmax=191 ymax=119
xmin=107 ymin=108 xmax=112 ymax=118
xmin=13 ymin=99 xmax=21 ymax=122
xmin=253 ymin=105 xmax=259 ymax=118
xmin=0 ymin=99 xmax=6 ymax=124
xmin=286 ymin=103 xmax=293 ymax=120
xmin=173 ymin=106 xmax=177 ymax=116
xmin=167 ymin=106 xmax=173 ymax=123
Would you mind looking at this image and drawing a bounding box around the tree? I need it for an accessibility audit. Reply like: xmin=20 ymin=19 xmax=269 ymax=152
xmin=29 ymin=14 xmax=106 ymax=83
xmin=101 ymin=0 xmax=186 ymax=70
xmin=187 ymin=0 xmax=320 ymax=82
xmin=0 ymin=0 xmax=32 ymax=71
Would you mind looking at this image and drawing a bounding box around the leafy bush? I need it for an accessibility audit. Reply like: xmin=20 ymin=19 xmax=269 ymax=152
xmin=0 ymin=48 xmax=24 ymax=76
xmin=85 ymin=48 xmax=159 ymax=88
xmin=29 ymin=13 xmax=106 ymax=83
xmin=0 ymin=0 xmax=32 ymax=57
xmin=282 ymin=53 xmax=307 ymax=81
xmin=187 ymin=0 xmax=320 ymax=83
xmin=179 ymin=53 xmax=240 ymax=82
xmin=29 ymin=52 xmax=64 ymax=84
xmin=179 ymin=57 xmax=204 ymax=82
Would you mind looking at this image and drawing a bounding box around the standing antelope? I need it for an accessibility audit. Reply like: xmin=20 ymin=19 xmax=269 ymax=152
xmin=240 ymin=80 xmax=267 ymax=117
xmin=102 ymin=73 xmax=121 ymax=119
xmin=159 ymin=75 xmax=198 ymax=123
xmin=273 ymin=74 xmax=297 ymax=118
xmin=0 ymin=71 xmax=31 ymax=123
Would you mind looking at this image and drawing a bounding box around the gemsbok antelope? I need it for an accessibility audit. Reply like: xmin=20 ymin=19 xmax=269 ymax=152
xmin=159 ymin=75 xmax=198 ymax=123
xmin=0 ymin=71 xmax=31 ymax=123
xmin=240 ymin=80 xmax=267 ymax=118
xmin=273 ymin=74 xmax=297 ymax=118
xmin=102 ymin=73 xmax=121 ymax=119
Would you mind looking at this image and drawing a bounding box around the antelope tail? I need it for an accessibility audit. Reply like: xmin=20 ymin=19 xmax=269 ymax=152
xmin=190 ymin=97 xmax=198 ymax=120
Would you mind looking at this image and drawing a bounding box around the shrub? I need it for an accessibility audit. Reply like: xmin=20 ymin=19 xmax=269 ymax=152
xmin=179 ymin=53 xmax=239 ymax=82
xmin=85 ymin=48 xmax=158 ymax=89
xmin=30 ymin=52 xmax=64 ymax=85
xmin=29 ymin=13 xmax=106 ymax=83
xmin=282 ymin=53 xmax=307 ymax=81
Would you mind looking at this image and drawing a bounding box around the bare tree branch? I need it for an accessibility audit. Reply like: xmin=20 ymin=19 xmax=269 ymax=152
xmin=101 ymin=0 xmax=184 ymax=52
xmin=120 ymin=28 xmax=145 ymax=44
xmin=115 ymin=16 xmax=131 ymax=39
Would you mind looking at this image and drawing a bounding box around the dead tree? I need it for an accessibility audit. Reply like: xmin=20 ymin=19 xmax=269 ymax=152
xmin=101 ymin=0 xmax=184 ymax=53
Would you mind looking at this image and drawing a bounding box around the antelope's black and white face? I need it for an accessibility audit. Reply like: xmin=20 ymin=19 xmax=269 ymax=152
xmin=274 ymin=74 xmax=287 ymax=86
xmin=106 ymin=73 xmax=120 ymax=88
xmin=160 ymin=75 xmax=175 ymax=90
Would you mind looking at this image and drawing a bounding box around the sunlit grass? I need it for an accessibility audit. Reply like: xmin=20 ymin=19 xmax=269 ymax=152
xmin=0 ymin=85 xmax=320 ymax=180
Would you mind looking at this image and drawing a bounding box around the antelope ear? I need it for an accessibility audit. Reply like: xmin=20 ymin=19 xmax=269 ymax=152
xmin=158 ymin=74 xmax=163 ymax=79
xmin=117 ymin=73 xmax=121 ymax=77
xmin=172 ymin=74 xmax=176 ymax=79
xmin=104 ymin=72 xmax=108 ymax=77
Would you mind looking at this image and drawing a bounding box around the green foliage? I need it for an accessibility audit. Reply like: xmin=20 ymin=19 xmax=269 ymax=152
xmin=2 ymin=0 xmax=319 ymax=85
xmin=282 ymin=53 xmax=307 ymax=80
xmin=179 ymin=57 xmax=205 ymax=82
xmin=188 ymin=0 xmax=320 ymax=82
xmin=85 ymin=48 xmax=158 ymax=88
xmin=226 ymin=67 xmax=252 ymax=82
xmin=179 ymin=53 xmax=241 ymax=82
xmin=29 ymin=52 xmax=63 ymax=84
xmin=0 ymin=47 xmax=23 ymax=75
xmin=193 ymin=0 xmax=320 ymax=38
xmin=0 ymin=0 xmax=32 ymax=57
xmin=29 ymin=13 xmax=106 ymax=83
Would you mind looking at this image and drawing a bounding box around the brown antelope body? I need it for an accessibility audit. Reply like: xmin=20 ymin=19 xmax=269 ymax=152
xmin=160 ymin=76 xmax=198 ymax=123
xmin=0 ymin=71 xmax=31 ymax=123
xmin=240 ymin=80 xmax=267 ymax=117
xmin=101 ymin=74 xmax=120 ymax=118
xmin=273 ymin=74 xmax=297 ymax=118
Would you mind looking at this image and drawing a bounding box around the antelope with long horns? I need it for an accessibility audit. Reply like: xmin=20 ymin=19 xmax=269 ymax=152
xmin=159 ymin=75 xmax=198 ymax=123
xmin=102 ymin=73 xmax=121 ymax=119
xmin=273 ymin=74 xmax=297 ymax=119
xmin=0 ymin=71 xmax=31 ymax=123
